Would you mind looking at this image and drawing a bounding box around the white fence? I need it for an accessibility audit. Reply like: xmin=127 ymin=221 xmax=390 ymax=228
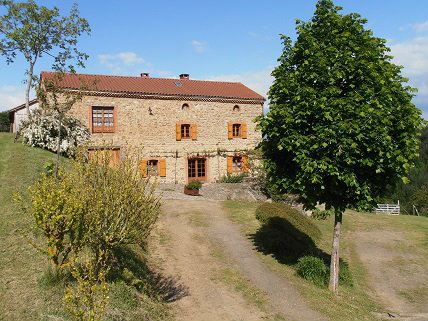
xmin=374 ymin=203 xmax=400 ymax=215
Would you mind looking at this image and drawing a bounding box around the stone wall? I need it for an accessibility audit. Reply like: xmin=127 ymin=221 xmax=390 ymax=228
xmin=68 ymin=95 xmax=263 ymax=183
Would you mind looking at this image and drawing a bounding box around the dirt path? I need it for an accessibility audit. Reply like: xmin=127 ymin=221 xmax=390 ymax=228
xmin=353 ymin=230 xmax=428 ymax=319
xmin=151 ymin=199 xmax=325 ymax=321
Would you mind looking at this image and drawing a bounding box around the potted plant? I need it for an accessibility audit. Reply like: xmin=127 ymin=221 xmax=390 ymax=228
xmin=184 ymin=180 xmax=202 ymax=196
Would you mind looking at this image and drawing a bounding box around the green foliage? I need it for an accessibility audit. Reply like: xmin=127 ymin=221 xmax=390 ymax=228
xmin=63 ymin=256 xmax=109 ymax=321
xmin=379 ymin=126 xmax=428 ymax=216
xmin=296 ymin=256 xmax=352 ymax=287
xmin=0 ymin=0 xmax=90 ymax=113
xmin=17 ymin=171 xmax=85 ymax=273
xmin=43 ymin=161 xmax=55 ymax=177
xmin=296 ymin=256 xmax=328 ymax=287
xmin=256 ymin=0 xmax=426 ymax=213
xmin=255 ymin=202 xmax=321 ymax=260
xmin=185 ymin=180 xmax=202 ymax=190
xmin=312 ymin=208 xmax=333 ymax=220
xmin=217 ymin=173 xmax=249 ymax=183
xmin=0 ymin=111 xmax=10 ymax=132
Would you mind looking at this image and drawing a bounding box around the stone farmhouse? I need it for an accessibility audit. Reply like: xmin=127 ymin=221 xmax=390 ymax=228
xmin=40 ymin=71 xmax=266 ymax=184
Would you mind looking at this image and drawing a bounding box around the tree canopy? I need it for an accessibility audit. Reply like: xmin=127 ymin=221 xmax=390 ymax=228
xmin=257 ymin=0 xmax=426 ymax=293
xmin=0 ymin=0 xmax=90 ymax=113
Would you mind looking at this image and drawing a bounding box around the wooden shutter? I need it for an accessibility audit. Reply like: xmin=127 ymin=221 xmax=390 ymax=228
xmin=110 ymin=149 xmax=120 ymax=168
xmin=228 ymin=123 xmax=233 ymax=139
xmin=191 ymin=123 xmax=197 ymax=140
xmin=139 ymin=160 xmax=147 ymax=177
xmin=241 ymin=123 xmax=247 ymax=139
xmin=242 ymin=156 xmax=249 ymax=172
xmin=159 ymin=159 xmax=166 ymax=177
xmin=176 ymin=124 xmax=181 ymax=141
xmin=227 ymin=156 xmax=233 ymax=173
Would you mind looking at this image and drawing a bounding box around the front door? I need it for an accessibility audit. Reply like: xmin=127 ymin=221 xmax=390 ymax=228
xmin=188 ymin=158 xmax=207 ymax=182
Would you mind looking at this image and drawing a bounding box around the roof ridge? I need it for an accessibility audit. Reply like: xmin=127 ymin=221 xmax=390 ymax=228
xmin=40 ymin=71 xmax=245 ymax=85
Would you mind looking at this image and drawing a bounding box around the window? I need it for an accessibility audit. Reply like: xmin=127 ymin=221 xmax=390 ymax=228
xmin=88 ymin=147 xmax=120 ymax=168
xmin=92 ymin=107 xmax=115 ymax=133
xmin=233 ymin=105 xmax=240 ymax=112
xmin=147 ymin=159 xmax=158 ymax=176
xmin=140 ymin=159 xmax=166 ymax=177
xmin=181 ymin=124 xmax=191 ymax=138
xmin=176 ymin=123 xmax=197 ymax=140
xmin=188 ymin=158 xmax=207 ymax=182
xmin=228 ymin=122 xmax=247 ymax=139
xmin=227 ymin=156 xmax=248 ymax=173
xmin=182 ymin=103 xmax=189 ymax=111
xmin=232 ymin=124 xmax=241 ymax=137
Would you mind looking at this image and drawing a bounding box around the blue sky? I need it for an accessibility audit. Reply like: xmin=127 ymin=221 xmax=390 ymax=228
xmin=1 ymin=0 xmax=427 ymax=119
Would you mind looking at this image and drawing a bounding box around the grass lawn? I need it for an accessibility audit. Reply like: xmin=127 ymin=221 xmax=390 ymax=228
xmin=222 ymin=200 xmax=428 ymax=321
xmin=0 ymin=133 xmax=170 ymax=321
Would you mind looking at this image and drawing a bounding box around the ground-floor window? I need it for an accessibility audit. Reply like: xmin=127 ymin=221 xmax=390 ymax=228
xmin=140 ymin=159 xmax=166 ymax=177
xmin=227 ymin=155 xmax=248 ymax=173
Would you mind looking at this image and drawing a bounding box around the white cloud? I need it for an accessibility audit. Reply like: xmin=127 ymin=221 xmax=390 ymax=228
xmin=191 ymin=40 xmax=208 ymax=53
xmin=97 ymin=52 xmax=146 ymax=75
xmin=208 ymin=67 xmax=274 ymax=113
xmin=390 ymin=36 xmax=428 ymax=77
xmin=0 ymin=85 xmax=36 ymax=112
xmin=412 ymin=21 xmax=428 ymax=33
xmin=389 ymin=26 xmax=428 ymax=120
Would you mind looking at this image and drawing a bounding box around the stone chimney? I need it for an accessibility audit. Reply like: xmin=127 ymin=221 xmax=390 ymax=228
xmin=140 ymin=72 xmax=150 ymax=78
xmin=179 ymin=74 xmax=190 ymax=79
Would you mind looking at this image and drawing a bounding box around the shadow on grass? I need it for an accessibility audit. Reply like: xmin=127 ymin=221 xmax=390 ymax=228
xmin=110 ymin=245 xmax=189 ymax=303
xmin=250 ymin=216 xmax=352 ymax=286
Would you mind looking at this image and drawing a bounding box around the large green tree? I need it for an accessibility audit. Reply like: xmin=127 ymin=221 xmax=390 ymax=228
xmin=257 ymin=0 xmax=425 ymax=293
xmin=0 ymin=0 xmax=90 ymax=115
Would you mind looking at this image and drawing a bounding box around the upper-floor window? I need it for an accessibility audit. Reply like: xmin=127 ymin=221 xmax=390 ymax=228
xmin=228 ymin=122 xmax=247 ymax=139
xmin=233 ymin=105 xmax=240 ymax=112
xmin=182 ymin=103 xmax=189 ymax=111
xmin=181 ymin=124 xmax=191 ymax=139
xmin=232 ymin=124 xmax=241 ymax=137
xmin=176 ymin=123 xmax=197 ymax=141
xmin=92 ymin=106 xmax=115 ymax=133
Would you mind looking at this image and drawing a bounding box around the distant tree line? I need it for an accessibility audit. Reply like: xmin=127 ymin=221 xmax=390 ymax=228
xmin=378 ymin=125 xmax=428 ymax=216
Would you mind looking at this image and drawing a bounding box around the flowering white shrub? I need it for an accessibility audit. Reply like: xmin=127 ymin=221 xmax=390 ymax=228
xmin=21 ymin=108 xmax=90 ymax=155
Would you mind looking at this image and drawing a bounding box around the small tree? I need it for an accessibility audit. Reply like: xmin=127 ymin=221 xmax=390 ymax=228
xmin=37 ymin=72 xmax=89 ymax=177
xmin=0 ymin=0 xmax=90 ymax=115
xmin=257 ymin=0 xmax=425 ymax=293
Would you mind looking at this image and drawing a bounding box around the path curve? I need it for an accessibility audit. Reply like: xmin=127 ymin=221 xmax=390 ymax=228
xmin=157 ymin=199 xmax=326 ymax=321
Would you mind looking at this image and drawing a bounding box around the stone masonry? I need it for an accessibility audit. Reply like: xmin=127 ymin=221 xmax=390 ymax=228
xmin=68 ymin=95 xmax=263 ymax=183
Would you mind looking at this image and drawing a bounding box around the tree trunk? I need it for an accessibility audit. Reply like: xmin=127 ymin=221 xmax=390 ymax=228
xmin=55 ymin=114 xmax=62 ymax=178
xmin=25 ymin=63 xmax=34 ymax=116
xmin=328 ymin=209 xmax=343 ymax=294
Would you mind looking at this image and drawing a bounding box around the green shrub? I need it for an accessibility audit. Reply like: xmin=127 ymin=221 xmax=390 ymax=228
xmin=311 ymin=208 xmax=333 ymax=220
xmin=296 ymin=256 xmax=327 ymax=287
xmin=254 ymin=202 xmax=321 ymax=261
xmin=296 ymin=256 xmax=353 ymax=288
xmin=186 ymin=180 xmax=202 ymax=190
xmin=217 ymin=173 xmax=248 ymax=183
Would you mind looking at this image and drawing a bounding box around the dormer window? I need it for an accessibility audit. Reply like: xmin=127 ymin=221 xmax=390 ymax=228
xmin=233 ymin=105 xmax=240 ymax=112
xmin=182 ymin=103 xmax=189 ymax=111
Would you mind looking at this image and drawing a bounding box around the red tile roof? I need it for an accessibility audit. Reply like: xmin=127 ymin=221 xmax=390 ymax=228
xmin=40 ymin=72 xmax=266 ymax=102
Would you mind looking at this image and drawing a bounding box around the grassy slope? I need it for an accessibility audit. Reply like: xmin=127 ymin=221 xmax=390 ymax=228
xmin=223 ymin=200 xmax=428 ymax=321
xmin=0 ymin=133 xmax=59 ymax=320
xmin=0 ymin=133 xmax=170 ymax=321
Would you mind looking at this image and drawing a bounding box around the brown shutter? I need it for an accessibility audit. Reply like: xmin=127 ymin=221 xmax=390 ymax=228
xmin=191 ymin=123 xmax=197 ymax=140
xmin=110 ymin=149 xmax=120 ymax=168
xmin=242 ymin=156 xmax=249 ymax=172
xmin=241 ymin=123 xmax=247 ymax=139
xmin=176 ymin=124 xmax=181 ymax=141
xmin=140 ymin=160 xmax=147 ymax=177
xmin=159 ymin=159 xmax=166 ymax=177
xmin=228 ymin=123 xmax=233 ymax=139
xmin=227 ymin=156 xmax=233 ymax=173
